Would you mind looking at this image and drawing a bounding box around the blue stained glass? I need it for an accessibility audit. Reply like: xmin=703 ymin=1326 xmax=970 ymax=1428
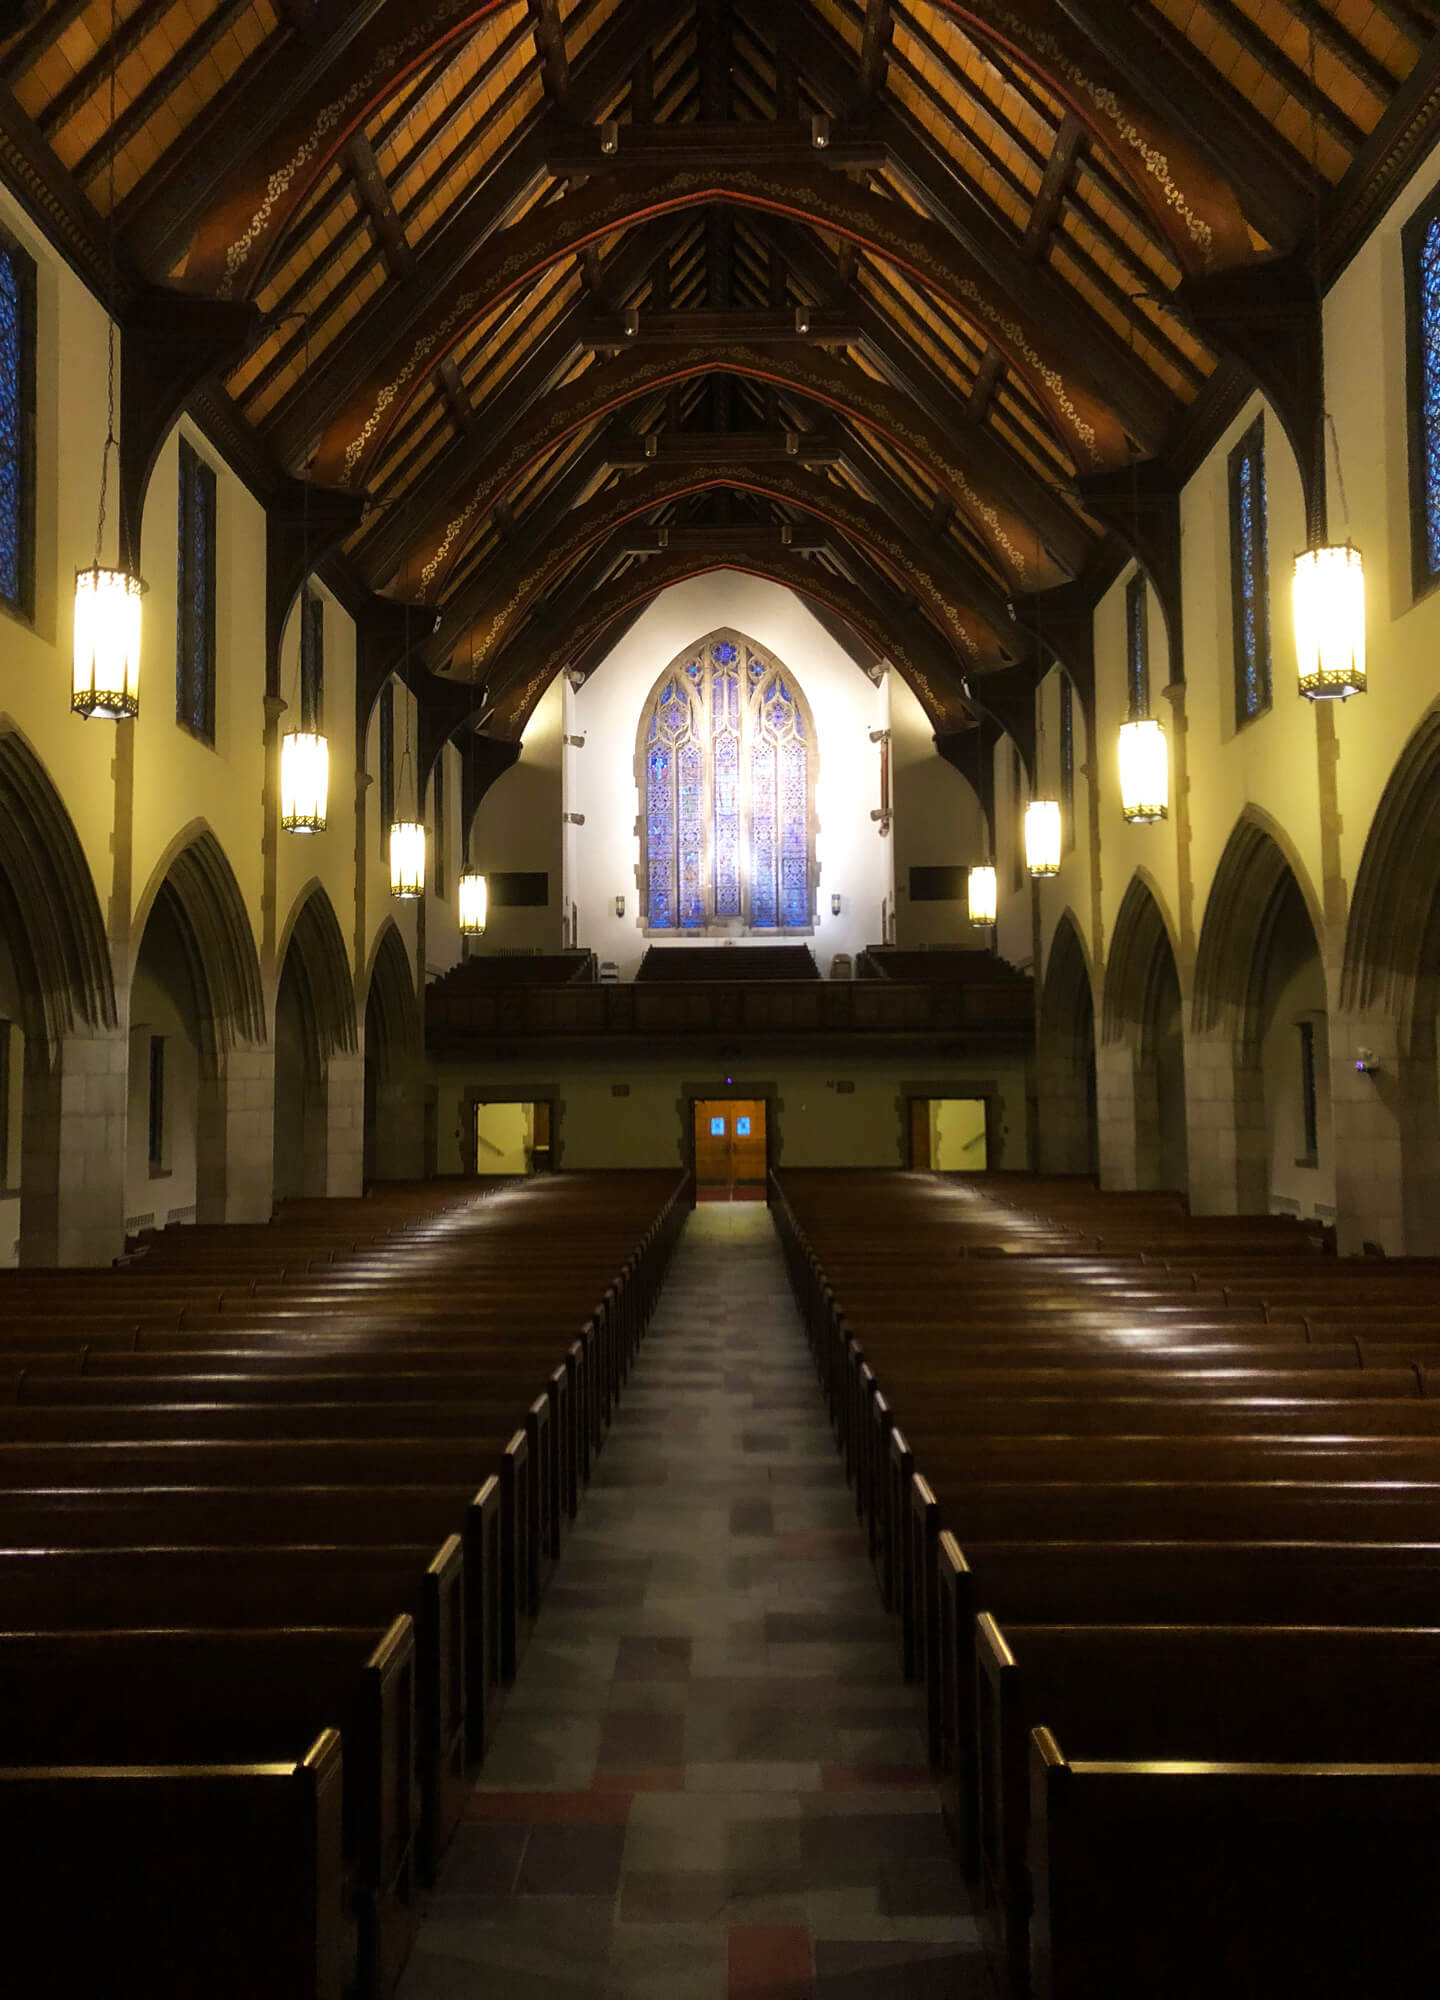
xmin=748 ymin=654 xmax=765 ymax=683
xmin=714 ymin=654 xmax=741 ymax=919
xmin=780 ymin=738 xmax=808 ymax=927
xmin=684 ymin=657 xmax=702 ymax=682
xmin=1423 ymin=219 xmax=1440 ymax=574
xmin=1229 ymin=417 xmax=1269 ymax=721
xmin=0 ymin=252 xmax=21 ymax=604
xmin=647 ymin=741 xmax=675 ymax=929
xmin=710 ymin=1116 xmax=726 ymax=1136
xmin=713 ymin=641 xmax=738 ymax=666
xmin=751 ymin=734 xmax=777 ymax=927
xmin=736 ymin=1116 xmax=751 ymax=1137
xmin=678 ymin=739 xmax=704 ymax=926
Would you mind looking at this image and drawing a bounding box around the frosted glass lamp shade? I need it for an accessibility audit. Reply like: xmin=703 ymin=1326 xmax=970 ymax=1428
xmin=280 ymin=731 xmax=328 ymax=833
xmin=389 ymin=820 xmax=426 ymax=899
xmin=72 ymin=565 xmax=142 ymax=720
xmin=1293 ymin=544 xmax=1365 ymax=700
xmin=968 ymin=864 xmax=997 ymax=926
xmin=1118 ymin=718 xmax=1168 ymax=823
xmin=1024 ymin=799 xmax=1062 ymax=878
xmin=458 ymin=871 xmax=488 ymax=935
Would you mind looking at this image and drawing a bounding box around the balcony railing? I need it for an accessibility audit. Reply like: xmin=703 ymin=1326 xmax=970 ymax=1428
xmin=426 ymin=977 xmax=1034 ymax=1043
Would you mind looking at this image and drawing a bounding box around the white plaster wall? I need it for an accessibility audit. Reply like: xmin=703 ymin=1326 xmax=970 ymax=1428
xmin=890 ymin=674 xmax=986 ymax=947
xmin=467 ymin=676 xmax=564 ymax=953
xmin=565 ymin=572 xmax=893 ymax=977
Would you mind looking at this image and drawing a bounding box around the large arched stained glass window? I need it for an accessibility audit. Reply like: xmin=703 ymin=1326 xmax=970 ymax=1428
xmin=640 ymin=630 xmax=817 ymax=934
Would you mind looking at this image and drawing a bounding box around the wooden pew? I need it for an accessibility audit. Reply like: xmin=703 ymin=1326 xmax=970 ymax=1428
xmin=0 ymin=1540 xmax=465 ymax=1881
xmin=978 ymin=1621 xmax=1440 ymax=2000
xmin=0 ymin=1621 xmax=416 ymax=1999
xmin=3 ymin=1729 xmax=346 ymax=1999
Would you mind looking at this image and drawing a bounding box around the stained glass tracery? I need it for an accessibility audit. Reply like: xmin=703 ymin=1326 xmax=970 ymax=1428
xmin=1228 ymin=416 xmax=1270 ymax=724
xmin=1419 ymin=219 xmax=1440 ymax=577
xmin=0 ymin=234 xmax=35 ymax=618
xmin=641 ymin=633 xmax=816 ymax=933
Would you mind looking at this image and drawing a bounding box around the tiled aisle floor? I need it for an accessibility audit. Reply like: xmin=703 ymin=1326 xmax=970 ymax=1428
xmin=399 ymin=1203 xmax=992 ymax=1999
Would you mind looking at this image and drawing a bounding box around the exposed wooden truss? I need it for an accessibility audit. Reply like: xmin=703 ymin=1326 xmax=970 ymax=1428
xmin=0 ymin=0 xmax=1434 ymax=746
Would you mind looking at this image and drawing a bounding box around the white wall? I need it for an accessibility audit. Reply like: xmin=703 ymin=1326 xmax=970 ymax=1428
xmin=565 ymin=572 xmax=893 ymax=977
xmin=468 ymin=677 xmax=564 ymax=953
xmin=891 ymin=675 xmax=987 ymax=947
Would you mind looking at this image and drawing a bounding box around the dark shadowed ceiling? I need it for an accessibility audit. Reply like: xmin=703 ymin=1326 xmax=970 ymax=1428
xmin=3 ymin=0 xmax=1437 ymax=752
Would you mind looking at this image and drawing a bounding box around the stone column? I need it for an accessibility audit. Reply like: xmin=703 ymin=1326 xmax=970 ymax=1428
xmin=1095 ymin=1040 xmax=1142 ymax=1189
xmin=324 ymin=1052 xmax=365 ymax=1197
xmin=1183 ymin=1030 xmax=1267 ymax=1215
xmin=20 ymin=1026 xmax=128 ymax=1266
xmin=197 ymin=1044 xmax=277 ymax=1224
xmin=1329 ymin=1012 xmax=1423 ymax=1255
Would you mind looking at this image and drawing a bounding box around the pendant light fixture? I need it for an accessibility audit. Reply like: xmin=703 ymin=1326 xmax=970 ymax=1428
xmin=73 ymin=0 xmax=144 ymax=722
xmin=1118 ymin=568 xmax=1168 ymax=823
xmin=281 ymin=321 xmax=329 ymax=831
xmin=1025 ymin=602 xmax=1061 ymax=878
xmin=389 ymin=622 xmax=425 ymax=898
xmin=1293 ymin=23 xmax=1365 ymax=703
xmin=967 ymin=712 xmax=998 ymax=926
xmin=457 ymin=719 xmax=488 ymax=933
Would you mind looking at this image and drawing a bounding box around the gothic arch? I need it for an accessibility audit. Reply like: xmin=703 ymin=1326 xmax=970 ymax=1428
xmin=1193 ymin=809 xmax=1325 ymax=1040
xmin=362 ymin=920 xmax=420 ymax=1080
xmin=1102 ymin=871 xmax=1181 ymax=1047
xmin=1036 ymin=909 xmax=1099 ymax=1176
xmin=636 ymin=629 xmax=819 ymax=936
xmin=133 ymin=824 xmax=266 ymax=1060
xmin=1342 ymin=705 xmax=1440 ymax=1021
xmin=276 ymin=881 xmax=359 ymax=1067
xmin=0 ymin=723 xmax=115 ymax=1052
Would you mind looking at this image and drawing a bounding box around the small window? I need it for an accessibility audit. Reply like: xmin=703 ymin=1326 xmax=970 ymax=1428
xmin=1125 ymin=572 xmax=1149 ymax=720
xmin=378 ymin=682 xmax=395 ymax=833
xmin=0 ymin=229 xmax=36 ymax=621
xmin=147 ymin=1036 xmax=166 ymax=1170
xmin=299 ymin=586 xmax=324 ymax=732
xmin=1228 ymin=415 xmax=1271 ymax=725
xmin=1404 ymin=187 xmax=1440 ymax=598
xmin=1058 ymin=671 xmax=1074 ymax=853
xmin=736 ymin=1115 xmax=752 ymax=1137
xmin=1297 ymin=1020 xmax=1319 ymax=1165
xmin=176 ymin=439 xmax=217 ymax=742
xmin=709 ymin=1115 xmax=726 ymax=1137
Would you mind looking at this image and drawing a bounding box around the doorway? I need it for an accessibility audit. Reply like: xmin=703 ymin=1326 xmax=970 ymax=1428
xmin=909 ymin=1097 xmax=989 ymax=1171
xmin=473 ymin=1100 xmax=552 ymax=1175
xmin=693 ymin=1098 xmax=767 ymax=1200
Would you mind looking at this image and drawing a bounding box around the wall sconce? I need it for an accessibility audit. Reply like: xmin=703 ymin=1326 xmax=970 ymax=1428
xmin=830 ymin=893 xmax=842 ymax=916
xmin=615 ymin=895 xmax=626 ymax=918
xmin=1355 ymin=1048 xmax=1379 ymax=1076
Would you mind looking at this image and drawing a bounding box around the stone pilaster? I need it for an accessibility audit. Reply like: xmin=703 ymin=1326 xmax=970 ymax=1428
xmin=197 ymin=1045 xmax=277 ymax=1224
xmin=20 ymin=1027 xmax=128 ymax=1267
xmin=325 ymin=1052 xmax=365 ymax=1197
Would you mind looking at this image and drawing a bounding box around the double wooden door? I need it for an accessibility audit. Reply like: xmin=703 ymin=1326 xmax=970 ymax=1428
xmin=693 ymin=1099 xmax=766 ymax=1192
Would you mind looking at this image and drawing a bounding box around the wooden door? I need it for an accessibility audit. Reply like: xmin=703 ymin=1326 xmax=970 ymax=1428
xmin=694 ymin=1100 xmax=766 ymax=1191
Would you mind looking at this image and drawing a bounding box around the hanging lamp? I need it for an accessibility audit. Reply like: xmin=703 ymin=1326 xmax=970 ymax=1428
xmin=281 ymin=327 xmax=330 ymax=831
xmin=1293 ymin=24 xmax=1365 ymax=703
xmin=389 ymin=609 xmax=426 ymax=897
xmin=458 ymin=870 xmax=488 ymax=935
xmin=968 ymin=863 xmax=998 ymax=927
xmin=1118 ymin=717 xmax=1168 ymax=822
xmin=72 ymin=0 xmax=144 ymax=722
xmin=1025 ymin=611 xmax=1061 ymax=878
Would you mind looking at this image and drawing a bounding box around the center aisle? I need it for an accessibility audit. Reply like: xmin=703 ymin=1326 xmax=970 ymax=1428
xmin=400 ymin=1203 xmax=991 ymax=2000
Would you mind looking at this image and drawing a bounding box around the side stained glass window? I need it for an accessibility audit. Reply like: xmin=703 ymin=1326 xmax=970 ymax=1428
xmin=176 ymin=439 xmax=217 ymax=743
xmin=1227 ymin=416 xmax=1270 ymax=726
xmin=1404 ymin=197 xmax=1440 ymax=597
xmin=641 ymin=631 xmax=816 ymax=933
xmin=0 ymin=232 xmax=35 ymax=620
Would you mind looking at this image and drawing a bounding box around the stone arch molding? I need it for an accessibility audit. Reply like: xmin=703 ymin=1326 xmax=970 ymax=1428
xmin=362 ymin=919 xmax=420 ymax=1077
xmin=1042 ymin=907 xmax=1097 ymax=1032
xmin=1192 ymin=807 xmax=1325 ymax=1041
xmin=132 ymin=823 xmax=267 ymax=1058
xmin=1342 ymin=705 xmax=1440 ymax=1021
xmin=0 ymin=723 xmax=116 ymax=1054
xmin=1101 ymin=870 xmax=1181 ymax=1045
xmin=276 ymin=880 xmax=359 ymax=1068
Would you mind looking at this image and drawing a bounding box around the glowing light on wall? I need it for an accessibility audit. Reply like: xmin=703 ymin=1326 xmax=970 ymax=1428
xmin=1024 ymin=799 xmax=1062 ymax=878
xmin=968 ymin=864 xmax=997 ymax=926
xmin=389 ymin=820 xmax=426 ymax=899
xmin=280 ymin=730 xmax=328 ymax=833
xmin=458 ymin=871 xmax=488 ymax=935
xmin=1293 ymin=543 xmax=1365 ymax=699
xmin=72 ymin=565 xmax=142 ymax=720
xmin=1117 ymin=717 xmax=1168 ymax=823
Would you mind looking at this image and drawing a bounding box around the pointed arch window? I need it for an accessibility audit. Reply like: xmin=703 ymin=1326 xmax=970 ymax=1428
xmin=640 ymin=630 xmax=817 ymax=933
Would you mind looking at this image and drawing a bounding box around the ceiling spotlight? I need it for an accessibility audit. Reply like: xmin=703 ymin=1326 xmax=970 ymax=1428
xmin=600 ymin=119 xmax=619 ymax=155
xmin=623 ymin=307 xmax=640 ymax=338
xmin=794 ymin=305 xmax=811 ymax=335
xmin=644 ymin=434 xmax=659 ymax=459
xmin=810 ymin=114 xmax=830 ymax=150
